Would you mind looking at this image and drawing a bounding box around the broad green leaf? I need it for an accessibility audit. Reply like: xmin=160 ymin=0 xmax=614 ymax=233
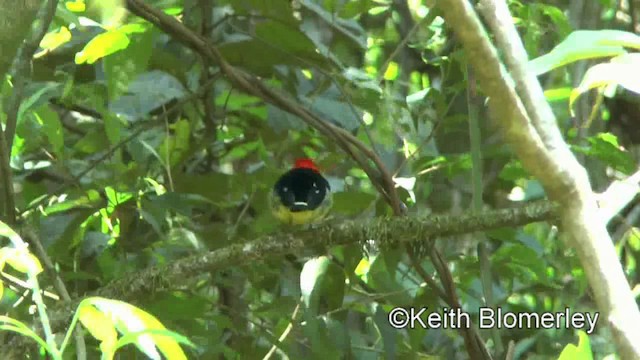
xmin=109 ymin=71 xmax=186 ymax=121
xmin=267 ymin=104 xmax=307 ymax=132
xmin=43 ymin=190 xmax=103 ymax=215
xmin=39 ymin=26 xmax=72 ymax=51
xmin=332 ymin=191 xmax=376 ymax=216
xmin=544 ymin=87 xmax=572 ymax=102
xmin=572 ymin=133 xmax=635 ymax=174
xmin=557 ymin=331 xmax=593 ymax=360
xmin=65 ymin=0 xmax=85 ymax=12
xmin=570 ymin=53 xmax=640 ymax=112
xmin=116 ymin=329 xmax=194 ymax=360
xmin=0 ymin=221 xmax=22 ymax=245
xmin=300 ymin=256 xmax=346 ymax=314
xmin=529 ymin=30 xmax=640 ymax=75
xmin=492 ymin=243 xmax=546 ymax=281
xmin=372 ymin=303 xmax=396 ymax=359
xmin=299 ymin=0 xmax=367 ymax=49
xmin=18 ymin=82 xmax=61 ymax=125
xmin=34 ymin=105 xmax=64 ymax=157
xmin=532 ymin=4 xmax=571 ymax=37
xmin=365 ymin=255 xmax=413 ymax=306
xmin=354 ymin=257 xmax=370 ymax=278
xmin=78 ymin=303 xmax=118 ymax=357
xmin=80 ymin=297 xmax=189 ymax=360
xmin=0 ymin=247 xmax=43 ymax=275
xmin=0 ymin=316 xmax=49 ymax=351
xmin=118 ymin=23 xmax=146 ymax=35
xmin=339 ymin=0 xmax=379 ymax=18
xmin=303 ymin=95 xmax=362 ymax=131
xmin=255 ymin=21 xmax=322 ymax=60
xmin=75 ymin=29 xmax=131 ymax=64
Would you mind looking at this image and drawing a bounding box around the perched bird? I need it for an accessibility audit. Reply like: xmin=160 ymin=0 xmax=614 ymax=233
xmin=270 ymin=158 xmax=332 ymax=225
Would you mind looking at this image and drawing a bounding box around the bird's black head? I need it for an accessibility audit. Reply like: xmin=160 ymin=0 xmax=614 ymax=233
xmin=273 ymin=168 xmax=330 ymax=212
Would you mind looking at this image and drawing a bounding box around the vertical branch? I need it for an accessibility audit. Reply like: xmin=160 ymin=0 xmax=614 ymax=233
xmin=467 ymin=66 xmax=503 ymax=356
xmin=438 ymin=0 xmax=640 ymax=357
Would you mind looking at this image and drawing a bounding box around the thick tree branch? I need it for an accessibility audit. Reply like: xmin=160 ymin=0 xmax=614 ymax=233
xmin=437 ymin=0 xmax=640 ymax=358
xmin=43 ymin=202 xmax=557 ymax=328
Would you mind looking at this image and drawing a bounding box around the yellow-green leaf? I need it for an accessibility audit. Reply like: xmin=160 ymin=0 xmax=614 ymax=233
xmin=2 ymin=247 xmax=43 ymax=275
xmin=557 ymin=331 xmax=593 ymax=360
xmin=83 ymin=297 xmax=189 ymax=360
xmin=0 ymin=221 xmax=22 ymax=244
xmin=65 ymin=0 xmax=85 ymax=12
xmin=78 ymin=302 xmax=117 ymax=357
xmin=75 ymin=30 xmax=130 ymax=65
xmin=570 ymin=53 xmax=640 ymax=114
xmin=39 ymin=26 xmax=72 ymax=52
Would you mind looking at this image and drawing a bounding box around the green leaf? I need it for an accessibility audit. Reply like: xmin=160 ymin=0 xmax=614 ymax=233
xmin=0 ymin=221 xmax=22 ymax=245
xmin=529 ymin=30 xmax=640 ymax=75
xmin=492 ymin=243 xmax=546 ymax=281
xmin=300 ymin=256 xmax=346 ymax=314
xmin=65 ymin=0 xmax=86 ymax=12
xmin=332 ymin=191 xmax=376 ymax=216
xmin=557 ymin=331 xmax=593 ymax=360
xmin=75 ymin=29 xmax=131 ymax=64
xmin=544 ymin=87 xmax=572 ymax=102
xmin=34 ymin=105 xmax=64 ymax=157
xmin=532 ymin=4 xmax=571 ymax=37
xmin=78 ymin=302 xmax=118 ymax=357
xmin=0 ymin=247 xmax=43 ymax=275
xmin=365 ymin=254 xmax=413 ymax=306
xmin=255 ymin=21 xmax=323 ymax=61
xmin=573 ymin=132 xmax=635 ymax=174
xmin=0 ymin=316 xmax=49 ymax=352
xmin=372 ymin=303 xmax=397 ymax=359
xmin=570 ymin=53 xmax=640 ymax=112
xmin=79 ymin=297 xmax=191 ymax=360
xmin=109 ymin=70 xmax=186 ymax=121
xmin=39 ymin=26 xmax=73 ymax=52
xmin=18 ymin=82 xmax=61 ymax=125
xmin=339 ymin=0 xmax=379 ymax=18
xmin=303 ymin=95 xmax=362 ymax=132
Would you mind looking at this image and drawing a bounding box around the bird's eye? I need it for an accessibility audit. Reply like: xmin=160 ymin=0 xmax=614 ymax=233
xmin=283 ymin=187 xmax=288 ymax=192
xmin=312 ymin=182 xmax=317 ymax=188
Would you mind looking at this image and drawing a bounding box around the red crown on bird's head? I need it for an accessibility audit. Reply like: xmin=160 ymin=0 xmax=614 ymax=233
xmin=294 ymin=158 xmax=319 ymax=172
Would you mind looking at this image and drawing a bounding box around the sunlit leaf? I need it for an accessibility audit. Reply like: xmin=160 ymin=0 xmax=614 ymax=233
xmin=79 ymin=297 xmax=190 ymax=360
xmin=300 ymin=256 xmax=346 ymax=313
xmin=0 ymin=247 xmax=43 ymax=275
xmin=557 ymin=331 xmax=593 ymax=360
xmin=65 ymin=0 xmax=85 ymax=12
xmin=529 ymin=30 xmax=640 ymax=75
xmin=544 ymin=87 xmax=572 ymax=102
xmin=570 ymin=53 xmax=640 ymax=112
xmin=39 ymin=26 xmax=72 ymax=51
xmin=75 ymin=29 xmax=131 ymax=64
xmin=78 ymin=303 xmax=118 ymax=357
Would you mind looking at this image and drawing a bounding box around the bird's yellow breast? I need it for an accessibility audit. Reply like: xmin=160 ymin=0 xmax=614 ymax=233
xmin=272 ymin=204 xmax=325 ymax=225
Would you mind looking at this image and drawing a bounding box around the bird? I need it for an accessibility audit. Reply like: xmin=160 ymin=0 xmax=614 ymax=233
xmin=270 ymin=158 xmax=333 ymax=225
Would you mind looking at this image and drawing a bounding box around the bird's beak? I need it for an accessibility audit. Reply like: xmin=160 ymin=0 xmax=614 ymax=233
xmin=291 ymin=202 xmax=309 ymax=211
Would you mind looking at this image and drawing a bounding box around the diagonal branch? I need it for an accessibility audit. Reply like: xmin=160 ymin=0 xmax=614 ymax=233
xmin=43 ymin=201 xmax=558 ymax=329
xmin=124 ymin=0 xmax=402 ymax=214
